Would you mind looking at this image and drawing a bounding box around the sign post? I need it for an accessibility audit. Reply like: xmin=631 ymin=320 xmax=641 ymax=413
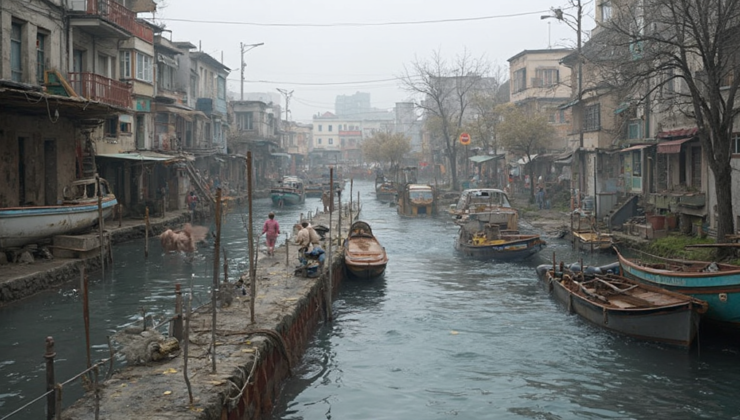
xmin=459 ymin=132 xmax=471 ymax=181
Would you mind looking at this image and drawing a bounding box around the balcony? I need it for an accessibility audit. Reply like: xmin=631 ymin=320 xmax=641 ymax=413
xmin=69 ymin=72 xmax=132 ymax=109
xmin=68 ymin=0 xmax=153 ymax=42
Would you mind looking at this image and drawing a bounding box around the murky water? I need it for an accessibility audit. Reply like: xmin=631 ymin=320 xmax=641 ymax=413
xmin=3 ymin=181 xmax=740 ymax=419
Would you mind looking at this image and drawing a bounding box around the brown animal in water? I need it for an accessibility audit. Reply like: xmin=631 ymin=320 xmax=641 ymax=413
xmin=159 ymin=223 xmax=209 ymax=253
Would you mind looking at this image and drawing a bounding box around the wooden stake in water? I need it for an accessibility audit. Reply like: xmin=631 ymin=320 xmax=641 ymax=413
xmin=96 ymin=176 xmax=105 ymax=275
xmin=145 ymin=207 xmax=150 ymax=258
xmin=211 ymin=188 xmax=222 ymax=373
xmin=247 ymin=152 xmax=256 ymax=324
xmin=326 ymin=168 xmax=334 ymax=322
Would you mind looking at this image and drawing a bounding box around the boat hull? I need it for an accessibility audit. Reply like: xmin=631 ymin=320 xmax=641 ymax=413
xmin=455 ymin=234 xmax=546 ymax=261
xmin=538 ymin=267 xmax=704 ymax=347
xmin=345 ymin=262 xmax=387 ymax=279
xmin=0 ymin=197 xmax=118 ymax=248
xmin=344 ymin=220 xmax=388 ymax=279
xmin=618 ymin=252 xmax=740 ymax=327
xmin=270 ymin=191 xmax=304 ymax=206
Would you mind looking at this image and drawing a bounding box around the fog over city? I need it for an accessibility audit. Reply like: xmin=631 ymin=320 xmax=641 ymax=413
xmin=151 ymin=0 xmax=594 ymax=121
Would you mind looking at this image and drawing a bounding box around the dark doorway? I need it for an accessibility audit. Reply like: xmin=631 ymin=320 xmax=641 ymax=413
xmin=44 ymin=139 xmax=57 ymax=205
xmin=136 ymin=114 xmax=145 ymax=149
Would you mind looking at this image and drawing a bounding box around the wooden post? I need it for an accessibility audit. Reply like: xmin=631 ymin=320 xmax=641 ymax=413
xmin=357 ymin=191 xmax=360 ymax=216
xmin=183 ymin=276 xmax=194 ymax=404
xmin=349 ymin=178 xmax=353 ymax=222
xmin=211 ymin=187 xmax=222 ymax=373
xmin=326 ymin=168 xmax=334 ymax=322
xmin=45 ymin=337 xmax=56 ymax=420
xmin=96 ymin=176 xmax=104 ymax=275
xmin=172 ymin=283 xmax=183 ymax=341
xmin=82 ymin=268 xmax=91 ymax=369
xmin=247 ymin=153 xmax=256 ymax=324
xmin=285 ymin=232 xmax=289 ymax=266
xmin=145 ymin=207 xmax=150 ymax=258
xmin=118 ymin=203 xmax=122 ymax=228
xmin=223 ymin=248 xmax=228 ymax=283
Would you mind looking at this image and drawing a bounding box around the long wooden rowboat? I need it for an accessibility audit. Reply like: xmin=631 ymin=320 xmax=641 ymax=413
xmin=617 ymin=249 xmax=740 ymax=328
xmin=536 ymin=264 xmax=708 ymax=347
xmin=343 ymin=220 xmax=388 ymax=279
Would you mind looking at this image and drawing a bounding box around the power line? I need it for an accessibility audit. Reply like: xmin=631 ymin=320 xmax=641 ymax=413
xmin=157 ymin=10 xmax=550 ymax=27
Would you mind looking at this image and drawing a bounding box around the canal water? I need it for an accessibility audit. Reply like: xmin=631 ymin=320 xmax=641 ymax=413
xmin=2 ymin=180 xmax=740 ymax=419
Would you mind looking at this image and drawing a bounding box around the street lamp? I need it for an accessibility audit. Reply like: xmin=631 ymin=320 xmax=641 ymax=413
xmin=542 ymin=2 xmax=585 ymax=207
xmin=240 ymin=42 xmax=265 ymax=101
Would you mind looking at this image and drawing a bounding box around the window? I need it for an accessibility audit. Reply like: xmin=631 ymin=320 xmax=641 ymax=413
xmin=119 ymin=115 xmax=132 ymax=135
xmin=104 ymin=117 xmax=117 ymax=137
xmin=36 ymin=32 xmax=46 ymax=84
xmin=217 ymin=76 xmax=225 ymax=100
xmin=535 ymin=68 xmax=559 ymax=87
xmin=583 ymin=103 xmax=601 ymax=131
xmin=665 ymin=68 xmax=675 ymax=93
xmin=237 ymin=112 xmax=253 ymax=130
xmin=628 ymin=119 xmax=642 ymax=139
xmin=328 ymin=125 xmax=333 ymax=132
xmin=600 ymin=1 xmax=613 ymax=22
xmin=318 ymin=125 xmax=323 ymax=132
xmin=721 ymin=71 xmax=734 ymax=89
xmin=11 ymin=23 xmax=22 ymax=82
xmin=559 ymin=110 xmax=566 ymax=124
xmin=135 ymin=52 xmax=153 ymax=82
xmin=120 ymin=51 xmax=131 ymax=79
xmin=328 ymin=138 xmax=334 ymax=145
xmin=513 ymin=68 xmax=526 ymax=92
xmin=189 ymin=75 xmax=197 ymax=98
xmin=318 ymin=138 xmax=322 ymax=145
xmin=733 ymin=133 xmax=740 ymax=155
xmin=158 ymin=63 xmax=174 ymax=90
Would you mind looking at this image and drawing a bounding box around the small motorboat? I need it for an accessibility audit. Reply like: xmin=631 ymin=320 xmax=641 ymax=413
xmin=455 ymin=220 xmax=545 ymax=261
xmin=270 ymin=176 xmax=306 ymax=207
xmin=343 ymin=220 xmax=388 ymax=279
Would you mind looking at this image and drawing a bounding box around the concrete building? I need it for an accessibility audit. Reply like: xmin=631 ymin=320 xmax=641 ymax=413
xmin=508 ymin=49 xmax=573 ymax=152
xmin=228 ymin=100 xmax=282 ymax=187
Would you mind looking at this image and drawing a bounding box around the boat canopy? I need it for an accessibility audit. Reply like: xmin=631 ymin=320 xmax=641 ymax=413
xmin=456 ymin=189 xmax=511 ymax=211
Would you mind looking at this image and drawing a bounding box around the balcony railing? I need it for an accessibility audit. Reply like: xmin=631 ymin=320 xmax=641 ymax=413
xmin=78 ymin=0 xmax=153 ymax=42
xmin=69 ymin=72 xmax=131 ymax=109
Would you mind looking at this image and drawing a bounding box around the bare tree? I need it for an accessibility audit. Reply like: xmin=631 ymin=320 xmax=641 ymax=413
xmin=400 ymin=50 xmax=491 ymax=189
xmin=594 ymin=0 xmax=740 ymax=251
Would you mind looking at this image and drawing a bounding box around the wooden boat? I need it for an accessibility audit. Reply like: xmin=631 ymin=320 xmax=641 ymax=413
xmin=572 ymin=229 xmax=614 ymax=252
xmin=343 ymin=220 xmax=388 ymax=279
xmin=0 ymin=177 xmax=118 ymax=248
xmin=304 ymin=179 xmax=324 ymax=198
xmin=397 ymin=184 xmax=437 ymax=217
xmin=270 ymin=176 xmax=305 ymax=206
xmin=375 ymin=179 xmax=397 ymax=203
xmin=455 ymin=221 xmax=545 ymax=261
xmin=617 ymin=249 xmax=740 ymax=328
xmin=536 ymin=264 xmax=707 ymax=347
xmin=449 ymin=188 xmax=518 ymax=231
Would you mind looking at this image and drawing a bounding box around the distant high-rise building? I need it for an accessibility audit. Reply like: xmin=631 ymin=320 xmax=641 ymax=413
xmin=335 ymin=92 xmax=371 ymax=116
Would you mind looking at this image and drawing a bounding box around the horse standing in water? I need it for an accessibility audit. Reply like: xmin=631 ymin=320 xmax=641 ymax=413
xmin=159 ymin=223 xmax=209 ymax=253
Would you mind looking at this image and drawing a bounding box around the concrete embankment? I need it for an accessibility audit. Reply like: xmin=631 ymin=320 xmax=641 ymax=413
xmin=0 ymin=210 xmax=190 ymax=305
xmin=61 ymin=209 xmax=354 ymax=420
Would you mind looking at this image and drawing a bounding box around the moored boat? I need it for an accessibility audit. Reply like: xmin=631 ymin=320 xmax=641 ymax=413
xmin=450 ymin=188 xmax=518 ymax=231
xmin=536 ymin=264 xmax=707 ymax=347
xmin=617 ymin=249 xmax=740 ymax=328
xmin=0 ymin=177 xmax=118 ymax=248
xmin=270 ymin=176 xmax=306 ymax=207
xmin=397 ymin=184 xmax=437 ymax=217
xmin=455 ymin=221 xmax=545 ymax=261
xmin=343 ymin=220 xmax=388 ymax=279
xmin=571 ymin=229 xmax=614 ymax=252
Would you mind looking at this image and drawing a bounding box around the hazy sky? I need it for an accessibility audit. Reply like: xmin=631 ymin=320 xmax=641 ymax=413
xmin=153 ymin=1 xmax=594 ymax=122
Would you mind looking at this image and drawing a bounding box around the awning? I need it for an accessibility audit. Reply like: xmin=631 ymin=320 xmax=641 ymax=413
xmin=614 ymin=102 xmax=631 ymax=115
xmin=619 ymin=144 xmax=652 ymax=153
xmin=97 ymin=152 xmax=179 ymax=162
xmin=657 ymin=137 xmax=693 ymax=154
xmin=657 ymin=127 xmax=698 ymax=139
xmin=554 ymin=153 xmax=573 ymax=164
xmin=271 ymin=152 xmax=292 ymax=159
xmin=558 ymin=99 xmax=579 ymax=110
xmin=157 ymin=105 xmax=208 ymax=121
xmin=469 ymin=155 xmax=495 ymax=164
xmin=516 ymin=154 xmax=538 ymax=165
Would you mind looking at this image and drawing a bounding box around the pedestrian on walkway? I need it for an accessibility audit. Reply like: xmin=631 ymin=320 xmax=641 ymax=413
xmin=536 ymin=187 xmax=545 ymax=210
xmin=262 ymin=212 xmax=280 ymax=256
xmin=186 ymin=191 xmax=199 ymax=222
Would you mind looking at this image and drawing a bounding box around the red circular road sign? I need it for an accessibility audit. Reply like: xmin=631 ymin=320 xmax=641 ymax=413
xmin=459 ymin=132 xmax=471 ymax=145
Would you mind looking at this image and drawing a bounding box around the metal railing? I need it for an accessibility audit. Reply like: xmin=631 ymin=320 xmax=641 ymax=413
xmin=68 ymin=72 xmax=132 ymax=109
xmin=81 ymin=0 xmax=153 ymax=42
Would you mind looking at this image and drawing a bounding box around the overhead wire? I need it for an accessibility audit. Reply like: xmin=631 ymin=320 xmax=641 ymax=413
xmin=157 ymin=10 xmax=551 ymax=28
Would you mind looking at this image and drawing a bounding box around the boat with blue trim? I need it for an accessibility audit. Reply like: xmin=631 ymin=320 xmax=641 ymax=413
xmin=270 ymin=176 xmax=305 ymax=207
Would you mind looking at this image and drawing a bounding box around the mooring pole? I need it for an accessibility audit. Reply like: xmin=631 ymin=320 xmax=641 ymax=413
xmin=118 ymin=203 xmax=122 ymax=228
xmin=349 ymin=178 xmax=353 ymax=222
xmin=247 ymin=152 xmax=256 ymax=324
xmin=326 ymin=168 xmax=334 ymax=322
xmin=223 ymin=248 xmax=228 ymax=283
xmin=96 ymin=176 xmax=104 ymax=276
xmin=183 ymin=276 xmax=194 ymax=404
xmin=285 ymin=232 xmax=289 ymax=266
xmin=211 ymin=188 xmax=222 ymax=373
xmin=173 ymin=283 xmax=183 ymax=341
xmin=145 ymin=207 xmax=150 ymax=258
xmin=45 ymin=337 xmax=56 ymax=420
xmin=82 ymin=268 xmax=91 ymax=369
xmin=357 ymin=191 xmax=360 ymax=216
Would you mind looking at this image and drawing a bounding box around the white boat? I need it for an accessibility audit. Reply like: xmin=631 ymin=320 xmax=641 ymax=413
xmin=0 ymin=178 xmax=118 ymax=248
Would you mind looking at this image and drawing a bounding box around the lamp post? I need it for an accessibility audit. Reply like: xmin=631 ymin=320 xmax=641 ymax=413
xmin=542 ymin=1 xmax=585 ymax=207
xmin=240 ymin=42 xmax=265 ymax=101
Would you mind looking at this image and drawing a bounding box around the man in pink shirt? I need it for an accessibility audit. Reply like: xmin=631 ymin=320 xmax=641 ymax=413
xmin=262 ymin=212 xmax=280 ymax=256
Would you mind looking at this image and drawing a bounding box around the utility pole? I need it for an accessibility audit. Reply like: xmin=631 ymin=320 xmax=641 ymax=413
xmin=240 ymin=42 xmax=265 ymax=101
xmin=276 ymin=88 xmax=294 ymax=121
